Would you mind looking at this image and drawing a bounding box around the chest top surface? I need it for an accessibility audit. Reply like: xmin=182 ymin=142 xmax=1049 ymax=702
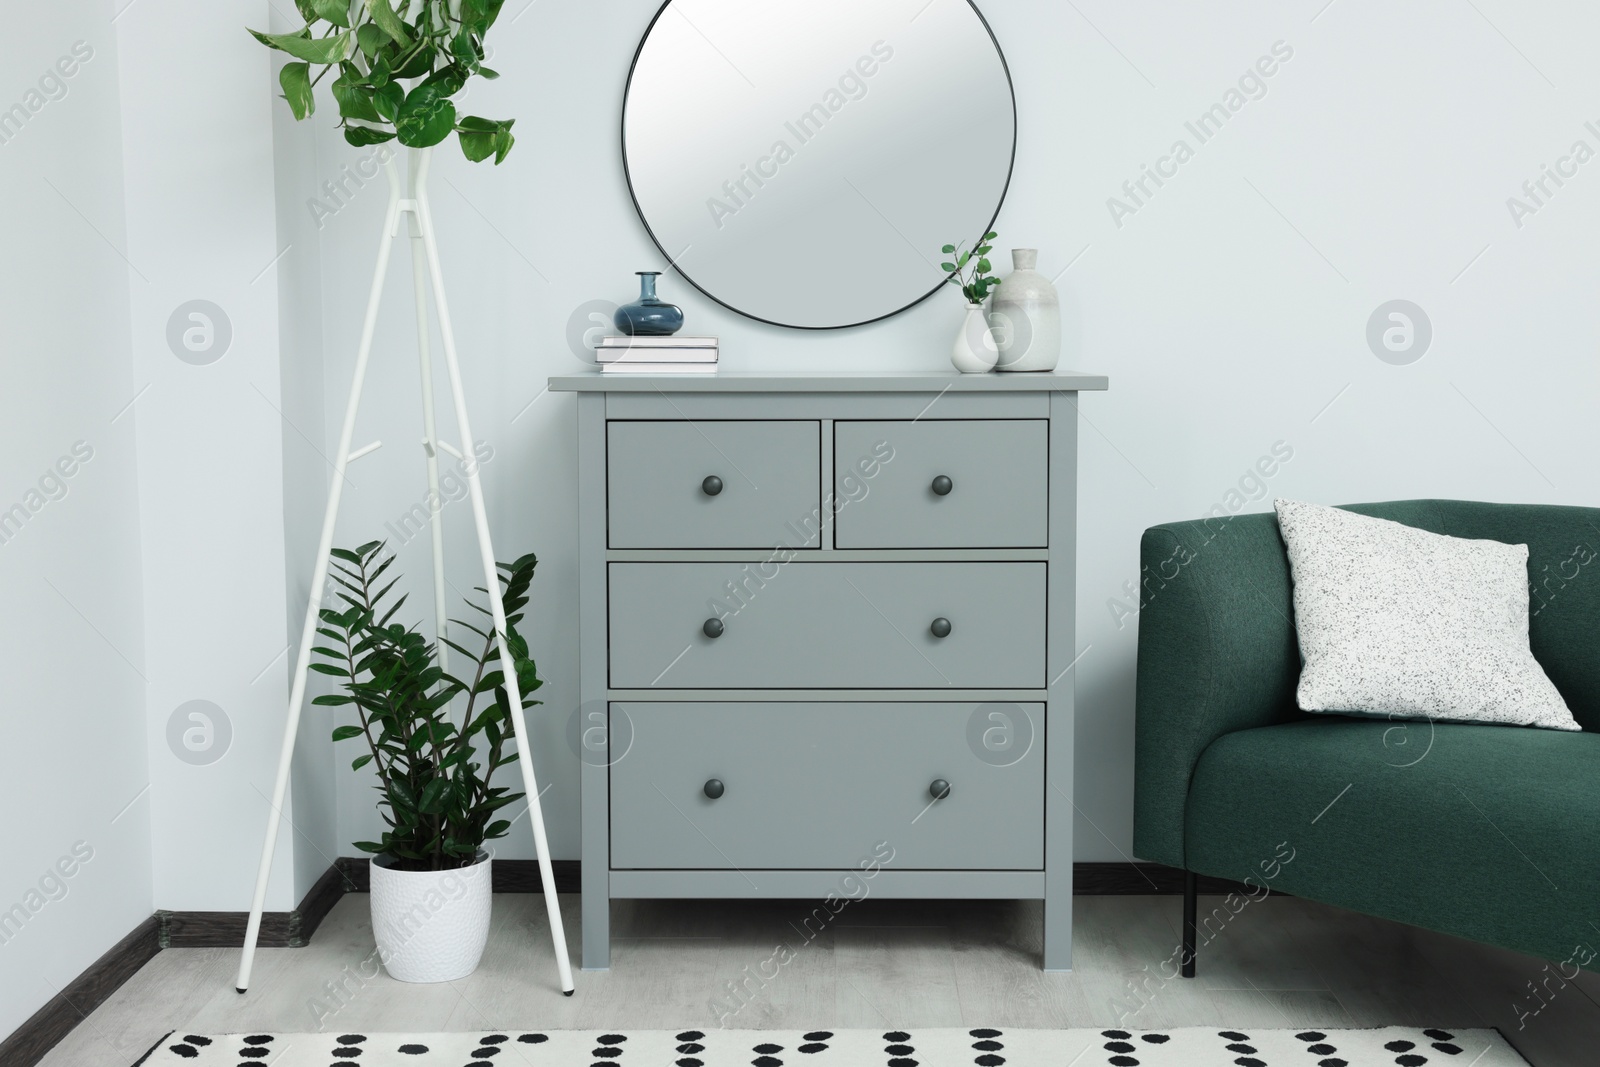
xmin=548 ymin=369 xmax=1109 ymax=393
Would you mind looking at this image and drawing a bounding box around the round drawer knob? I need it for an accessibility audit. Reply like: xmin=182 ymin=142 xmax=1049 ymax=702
xmin=930 ymin=617 xmax=952 ymax=639
xmin=929 ymin=778 xmax=951 ymax=800
xmin=931 ymin=475 xmax=953 ymax=496
xmin=701 ymin=475 xmax=724 ymax=496
xmin=703 ymin=617 xmax=725 ymax=639
xmin=704 ymin=778 xmax=725 ymax=800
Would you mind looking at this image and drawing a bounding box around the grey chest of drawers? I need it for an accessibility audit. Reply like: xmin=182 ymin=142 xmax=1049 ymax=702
xmin=548 ymin=370 xmax=1108 ymax=972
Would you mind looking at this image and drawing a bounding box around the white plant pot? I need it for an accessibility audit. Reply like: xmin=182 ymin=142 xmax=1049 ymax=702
xmin=990 ymin=248 xmax=1062 ymax=372
xmin=950 ymin=302 xmax=999 ymax=373
xmin=369 ymin=852 xmax=492 ymax=983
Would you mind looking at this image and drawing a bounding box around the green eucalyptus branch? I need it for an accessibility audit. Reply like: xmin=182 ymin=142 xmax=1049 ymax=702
xmin=939 ymin=231 xmax=1000 ymax=305
xmin=248 ymin=0 xmax=516 ymax=165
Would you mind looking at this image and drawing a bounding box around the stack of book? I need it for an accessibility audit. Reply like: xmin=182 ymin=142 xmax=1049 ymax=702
xmin=596 ymin=336 xmax=719 ymax=373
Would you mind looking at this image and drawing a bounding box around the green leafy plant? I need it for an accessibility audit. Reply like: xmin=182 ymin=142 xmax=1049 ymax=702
xmin=249 ymin=0 xmax=515 ymax=164
xmin=940 ymin=232 xmax=1001 ymax=305
xmin=311 ymin=540 xmax=543 ymax=871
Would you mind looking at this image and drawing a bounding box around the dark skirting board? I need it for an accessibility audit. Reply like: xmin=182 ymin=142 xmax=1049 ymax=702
xmin=7 ymin=859 xmax=1243 ymax=1067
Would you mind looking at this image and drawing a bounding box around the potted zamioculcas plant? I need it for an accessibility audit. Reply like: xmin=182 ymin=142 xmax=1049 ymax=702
xmin=311 ymin=541 xmax=543 ymax=982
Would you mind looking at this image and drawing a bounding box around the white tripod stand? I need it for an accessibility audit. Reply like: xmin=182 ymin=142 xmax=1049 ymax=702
xmin=235 ymin=147 xmax=574 ymax=996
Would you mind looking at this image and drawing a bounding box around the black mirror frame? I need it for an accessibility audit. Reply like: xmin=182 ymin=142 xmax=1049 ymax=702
xmin=619 ymin=0 xmax=1018 ymax=331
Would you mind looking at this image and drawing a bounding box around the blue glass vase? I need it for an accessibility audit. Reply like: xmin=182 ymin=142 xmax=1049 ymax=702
xmin=614 ymin=271 xmax=683 ymax=336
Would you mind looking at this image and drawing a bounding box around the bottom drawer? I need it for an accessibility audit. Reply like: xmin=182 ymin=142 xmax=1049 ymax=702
xmin=609 ymin=701 xmax=1043 ymax=871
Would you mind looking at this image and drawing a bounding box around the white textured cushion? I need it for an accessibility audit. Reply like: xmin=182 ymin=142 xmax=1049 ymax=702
xmin=1274 ymin=499 xmax=1579 ymax=730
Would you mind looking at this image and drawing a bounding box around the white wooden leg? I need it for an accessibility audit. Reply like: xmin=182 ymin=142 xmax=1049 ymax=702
xmin=411 ymin=148 xmax=576 ymax=994
xmin=235 ymin=158 xmax=406 ymax=994
xmin=408 ymin=207 xmax=451 ymax=671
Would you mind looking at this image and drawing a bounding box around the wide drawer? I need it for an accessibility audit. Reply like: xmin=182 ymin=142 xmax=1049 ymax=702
xmin=609 ymin=702 xmax=1044 ymax=870
xmin=608 ymin=562 xmax=1045 ymax=688
xmin=834 ymin=420 xmax=1048 ymax=548
xmin=607 ymin=420 xmax=821 ymax=549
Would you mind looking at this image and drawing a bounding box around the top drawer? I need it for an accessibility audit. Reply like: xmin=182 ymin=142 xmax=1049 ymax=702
xmin=608 ymin=421 xmax=821 ymax=549
xmin=834 ymin=420 xmax=1048 ymax=549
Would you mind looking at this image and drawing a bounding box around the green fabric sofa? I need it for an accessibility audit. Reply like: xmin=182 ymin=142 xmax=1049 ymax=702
xmin=1132 ymin=500 xmax=1600 ymax=976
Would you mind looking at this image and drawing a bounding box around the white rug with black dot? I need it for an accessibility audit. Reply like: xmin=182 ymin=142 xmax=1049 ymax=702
xmin=132 ymin=1026 xmax=1527 ymax=1066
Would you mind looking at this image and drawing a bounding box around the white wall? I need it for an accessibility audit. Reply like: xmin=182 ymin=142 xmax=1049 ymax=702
xmin=299 ymin=0 xmax=1600 ymax=863
xmin=117 ymin=0 xmax=326 ymax=912
xmin=269 ymin=11 xmax=343 ymax=905
xmin=0 ymin=0 xmax=152 ymax=1040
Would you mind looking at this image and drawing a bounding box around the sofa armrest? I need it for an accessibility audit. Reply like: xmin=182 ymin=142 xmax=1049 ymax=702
xmin=1132 ymin=512 xmax=1305 ymax=868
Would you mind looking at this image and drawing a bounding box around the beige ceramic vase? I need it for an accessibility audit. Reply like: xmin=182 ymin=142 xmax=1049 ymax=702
xmin=989 ymin=249 xmax=1061 ymax=372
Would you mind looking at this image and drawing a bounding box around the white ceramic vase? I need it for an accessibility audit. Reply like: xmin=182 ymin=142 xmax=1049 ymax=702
xmin=989 ymin=249 xmax=1061 ymax=372
xmin=369 ymin=852 xmax=492 ymax=983
xmin=950 ymin=302 xmax=999 ymax=373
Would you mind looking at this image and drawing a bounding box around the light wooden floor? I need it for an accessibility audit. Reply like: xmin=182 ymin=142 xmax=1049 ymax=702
xmin=39 ymin=892 xmax=1600 ymax=1067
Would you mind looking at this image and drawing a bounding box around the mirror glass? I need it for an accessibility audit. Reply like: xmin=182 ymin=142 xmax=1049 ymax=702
xmin=622 ymin=0 xmax=1016 ymax=329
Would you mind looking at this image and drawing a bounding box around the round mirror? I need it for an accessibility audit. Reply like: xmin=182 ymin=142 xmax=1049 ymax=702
xmin=622 ymin=0 xmax=1016 ymax=330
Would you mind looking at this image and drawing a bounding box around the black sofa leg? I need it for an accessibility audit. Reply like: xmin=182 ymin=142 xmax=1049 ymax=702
xmin=1181 ymin=870 xmax=1197 ymax=978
